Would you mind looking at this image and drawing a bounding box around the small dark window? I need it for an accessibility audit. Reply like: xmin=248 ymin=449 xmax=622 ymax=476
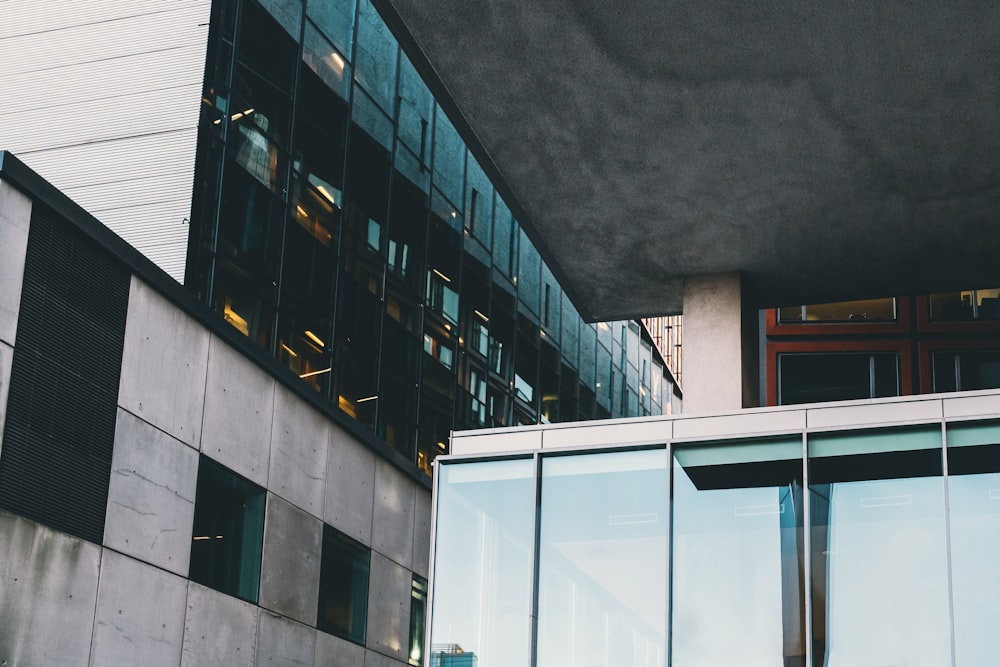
xmin=189 ymin=457 xmax=265 ymax=602
xmin=778 ymin=352 xmax=899 ymax=405
xmin=408 ymin=576 xmax=427 ymax=665
xmin=317 ymin=525 xmax=370 ymax=643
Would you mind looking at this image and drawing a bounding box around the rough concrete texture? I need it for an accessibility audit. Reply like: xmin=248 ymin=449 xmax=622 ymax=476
xmin=104 ymin=408 xmax=199 ymax=575
xmin=269 ymin=384 xmax=329 ymax=518
xmin=313 ymin=631 xmax=366 ymax=667
xmin=365 ymin=552 xmax=412 ymax=663
xmin=411 ymin=487 xmax=432 ymax=578
xmin=0 ymin=341 xmax=11 ymax=459
xmin=259 ymin=493 xmax=323 ymax=626
xmin=371 ymin=458 xmax=416 ymax=569
xmin=366 ymin=647 xmax=409 ymax=667
xmin=681 ymin=273 xmax=747 ymax=412
xmin=256 ymin=611 xmax=316 ymax=667
xmin=89 ymin=550 xmax=188 ymax=666
xmin=201 ymin=334 xmax=275 ymax=486
xmin=324 ymin=424 xmax=376 ymax=545
xmin=181 ymin=581 xmax=258 ymax=667
xmin=117 ymin=279 xmax=210 ymax=449
xmin=0 ymin=511 xmax=101 ymax=667
xmin=380 ymin=0 xmax=1000 ymax=318
xmin=0 ymin=178 xmax=31 ymax=346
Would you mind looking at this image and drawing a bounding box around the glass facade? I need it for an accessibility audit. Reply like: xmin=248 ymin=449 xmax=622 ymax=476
xmin=188 ymin=0 xmax=679 ymax=476
xmin=430 ymin=410 xmax=1000 ymax=667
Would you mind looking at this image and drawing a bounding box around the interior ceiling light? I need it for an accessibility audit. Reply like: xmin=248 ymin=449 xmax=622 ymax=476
xmin=432 ymin=268 xmax=451 ymax=283
xmin=299 ymin=367 xmax=332 ymax=379
xmin=304 ymin=330 xmax=325 ymax=348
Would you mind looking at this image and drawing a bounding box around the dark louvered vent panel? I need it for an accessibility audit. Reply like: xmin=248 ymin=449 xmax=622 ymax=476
xmin=0 ymin=206 xmax=130 ymax=543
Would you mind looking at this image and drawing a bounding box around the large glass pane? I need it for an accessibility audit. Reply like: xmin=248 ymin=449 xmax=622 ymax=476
xmin=431 ymin=459 xmax=535 ymax=667
xmin=671 ymin=439 xmax=804 ymax=666
xmin=354 ymin=0 xmax=397 ymax=114
xmin=808 ymin=428 xmax=948 ymax=667
xmin=397 ymin=53 xmax=433 ymax=168
xmin=946 ymin=421 xmax=1000 ymax=666
xmin=318 ymin=525 xmax=370 ymax=644
xmin=778 ymin=299 xmax=896 ymax=323
xmin=930 ymin=288 xmax=1000 ymax=320
xmin=779 ymin=352 xmax=899 ymax=405
xmin=307 ymin=0 xmax=355 ymax=56
xmin=538 ymin=449 xmax=667 ymax=667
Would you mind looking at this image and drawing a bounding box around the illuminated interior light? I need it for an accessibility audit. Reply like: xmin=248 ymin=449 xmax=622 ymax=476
xmin=432 ymin=268 xmax=451 ymax=283
xmin=296 ymin=205 xmax=308 ymax=218
xmin=193 ymin=536 xmax=211 ymax=541
xmin=299 ymin=367 xmax=332 ymax=379
xmin=444 ymin=323 xmax=452 ymax=331
xmin=281 ymin=343 xmax=299 ymax=357
xmin=330 ymin=51 xmax=345 ymax=74
xmin=474 ymin=309 xmax=489 ymax=322
xmin=436 ymin=441 xmax=447 ymax=450
xmin=356 ymin=395 xmax=378 ymax=403
xmin=304 ymin=330 xmax=325 ymax=348
xmin=315 ymin=184 xmax=337 ymax=205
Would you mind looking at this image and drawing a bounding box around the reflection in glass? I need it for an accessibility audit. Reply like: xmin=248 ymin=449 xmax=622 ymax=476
xmin=431 ymin=459 xmax=535 ymax=667
xmin=671 ymin=439 xmax=804 ymax=666
xmin=946 ymin=422 xmax=1000 ymax=666
xmin=538 ymin=449 xmax=667 ymax=667
xmin=932 ymin=350 xmax=1000 ymax=392
xmin=930 ymin=288 xmax=1000 ymax=321
xmin=778 ymin=353 xmax=898 ymax=405
xmin=809 ymin=428 xmax=949 ymax=667
xmin=777 ymin=298 xmax=896 ymax=323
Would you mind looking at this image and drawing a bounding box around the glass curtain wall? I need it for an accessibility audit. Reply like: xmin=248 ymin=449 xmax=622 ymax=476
xmin=188 ymin=0 xmax=679 ymax=476
xmin=431 ymin=419 xmax=1000 ymax=666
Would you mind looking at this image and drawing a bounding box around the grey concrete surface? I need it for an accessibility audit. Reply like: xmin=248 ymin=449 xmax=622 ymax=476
xmin=314 ymin=631 xmax=366 ymax=667
xmin=259 ymin=493 xmax=323 ymax=626
xmin=0 ymin=341 xmax=11 ymax=459
xmin=104 ymin=408 xmax=199 ymax=575
xmin=201 ymin=334 xmax=275 ymax=486
xmin=0 ymin=178 xmax=30 ymax=346
xmin=0 ymin=511 xmax=101 ymax=667
xmin=181 ymin=582 xmax=258 ymax=667
xmin=89 ymin=550 xmax=188 ymax=667
xmin=365 ymin=552 xmax=412 ymax=663
xmin=256 ymin=611 xmax=316 ymax=667
xmin=325 ymin=424 xmax=376 ymax=545
xmin=269 ymin=384 xmax=329 ymax=518
xmin=379 ymin=0 xmax=1000 ymax=318
xmin=371 ymin=458 xmax=416 ymax=569
xmin=411 ymin=487 xmax=432 ymax=578
xmin=117 ymin=278 xmax=210 ymax=449
xmin=365 ymin=648 xmax=409 ymax=667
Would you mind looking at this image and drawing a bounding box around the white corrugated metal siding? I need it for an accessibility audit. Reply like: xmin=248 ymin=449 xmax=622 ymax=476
xmin=0 ymin=0 xmax=212 ymax=282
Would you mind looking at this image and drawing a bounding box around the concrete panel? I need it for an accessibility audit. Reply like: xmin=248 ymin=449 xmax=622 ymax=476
xmin=0 ymin=511 xmax=101 ymax=667
xmin=117 ymin=278 xmax=210 ymax=448
xmin=90 ymin=550 xmax=188 ymax=667
xmin=0 ymin=341 xmax=12 ymax=459
xmin=943 ymin=390 xmax=1000 ymax=420
xmin=181 ymin=581 xmax=258 ymax=667
xmin=269 ymin=384 xmax=329 ymax=517
xmin=104 ymin=408 xmax=198 ymax=575
xmin=365 ymin=649 xmax=407 ymax=667
xmin=542 ymin=418 xmax=670 ymax=449
xmin=201 ymin=335 xmax=275 ymax=486
xmin=371 ymin=458 xmax=415 ymax=569
xmin=256 ymin=611 xmax=316 ymax=666
xmin=324 ymin=424 xmax=375 ymax=545
xmin=806 ymin=396 xmax=943 ymax=431
xmin=411 ymin=488 xmax=432 ymax=578
xmin=450 ymin=427 xmax=542 ymax=456
xmin=673 ymin=408 xmax=806 ymax=441
xmin=314 ymin=631 xmax=365 ymax=667
xmin=0 ymin=179 xmax=31 ymax=347
xmin=259 ymin=494 xmax=323 ymax=626
xmin=365 ymin=552 xmax=411 ymax=662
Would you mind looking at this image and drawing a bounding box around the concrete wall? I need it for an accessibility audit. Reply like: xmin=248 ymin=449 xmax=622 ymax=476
xmin=0 ymin=177 xmax=431 ymax=667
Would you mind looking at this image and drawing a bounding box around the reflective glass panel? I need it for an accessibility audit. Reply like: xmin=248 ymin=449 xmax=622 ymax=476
xmin=671 ymin=439 xmax=804 ymax=666
xmin=431 ymin=459 xmax=535 ymax=667
xmin=777 ymin=299 xmax=896 ymax=323
xmin=808 ymin=428 xmax=948 ymax=667
xmin=538 ymin=449 xmax=667 ymax=667
xmin=946 ymin=422 xmax=1000 ymax=666
xmin=930 ymin=288 xmax=1000 ymax=320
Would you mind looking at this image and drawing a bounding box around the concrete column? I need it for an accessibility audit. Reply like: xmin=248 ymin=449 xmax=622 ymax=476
xmin=681 ymin=272 xmax=759 ymax=413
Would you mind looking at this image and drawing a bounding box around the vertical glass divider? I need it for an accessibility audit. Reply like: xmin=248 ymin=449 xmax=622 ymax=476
xmin=941 ymin=420 xmax=958 ymax=667
xmin=665 ymin=440 xmax=673 ymax=667
xmin=802 ymin=431 xmax=812 ymax=667
xmin=529 ymin=451 xmax=542 ymax=667
xmin=423 ymin=457 xmax=443 ymax=667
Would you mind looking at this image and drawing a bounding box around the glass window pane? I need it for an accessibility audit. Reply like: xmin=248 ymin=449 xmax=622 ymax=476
xmin=538 ymin=449 xmax=667 ymax=667
xmin=257 ymin=0 xmax=302 ymax=40
xmin=431 ymin=459 xmax=535 ymax=666
xmin=808 ymin=428 xmax=948 ymax=667
xmin=432 ymin=106 xmax=465 ymax=207
xmin=930 ymin=291 xmax=974 ymax=320
xmin=517 ymin=228 xmax=540 ymax=315
xmin=398 ymin=53 xmax=433 ymax=167
xmin=307 ymin=0 xmax=354 ymax=56
xmin=671 ymin=439 xmax=804 ymax=666
xmin=302 ymin=21 xmax=351 ymax=100
xmin=779 ymin=353 xmax=900 ymax=405
xmin=318 ymin=525 xmax=370 ymax=644
xmin=408 ymin=576 xmax=427 ymax=665
xmin=354 ymin=0 xmax=397 ymax=114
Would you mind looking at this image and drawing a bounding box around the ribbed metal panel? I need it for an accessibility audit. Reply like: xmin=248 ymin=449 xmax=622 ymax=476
xmin=0 ymin=0 xmax=212 ymax=283
xmin=0 ymin=205 xmax=130 ymax=544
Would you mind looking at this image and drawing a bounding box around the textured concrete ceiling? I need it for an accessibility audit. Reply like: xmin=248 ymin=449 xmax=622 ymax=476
xmin=377 ymin=0 xmax=1000 ymax=320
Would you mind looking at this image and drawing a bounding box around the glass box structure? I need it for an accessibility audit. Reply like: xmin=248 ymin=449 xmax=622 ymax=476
xmin=186 ymin=0 xmax=680 ymax=476
xmin=428 ymin=390 xmax=1000 ymax=667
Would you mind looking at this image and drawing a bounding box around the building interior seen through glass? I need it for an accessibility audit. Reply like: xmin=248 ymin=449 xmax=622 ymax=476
xmin=431 ymin=421 xmax=1000 ymax=667
xmin=186 ymin=0 xmax=681 ymax=474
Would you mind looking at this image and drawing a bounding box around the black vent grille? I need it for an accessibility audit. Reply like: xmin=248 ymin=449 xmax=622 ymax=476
xmin=0 ymin=206 xmax=130 ymax=543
